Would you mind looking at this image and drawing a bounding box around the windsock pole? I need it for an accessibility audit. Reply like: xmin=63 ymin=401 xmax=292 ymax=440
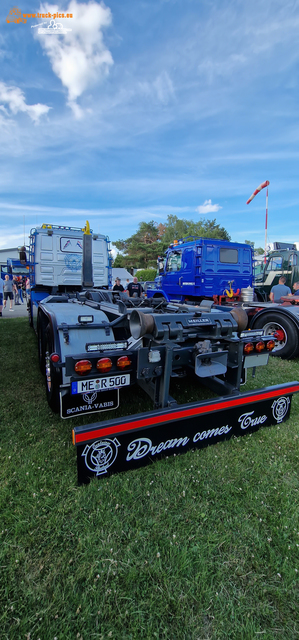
xmin=265 ymin=186 xmax=268 ymax=263
xmin=246 ymin=180 xmax=270 ymax=264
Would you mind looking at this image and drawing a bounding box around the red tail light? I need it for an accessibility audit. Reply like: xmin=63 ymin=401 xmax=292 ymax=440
xmin=96 ymin=358 xmax=112 ymax=373
xmin=244 ymin=342 xmax=254 ymax=354
xmin=266 ymin=340 xmax=276 ymax=351
xmin=255 ymin=341 xmax=265 ymax=352
xmin=50 ymin=353 xmax=60 ymax=363
xmin=117 ymin=356 xmax=132 ymax=369
xmin=75 ymin=359 xmax=92 ymax=374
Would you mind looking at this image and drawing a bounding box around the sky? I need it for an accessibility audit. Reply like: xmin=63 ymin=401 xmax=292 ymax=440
xmin=1 ymin=0 xmax=299 ymax=257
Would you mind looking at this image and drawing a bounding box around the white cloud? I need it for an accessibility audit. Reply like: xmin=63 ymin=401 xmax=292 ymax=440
xmin=36 ymin=1 xmax=113 ymax=116
xmin=0 ymin=82 xmax=50 ymax=122
xmin=198 ymin=54 xmax=247 ymax=84
xmin=0 ymin=233 xmax=27 ymax=250
xmin=153 ymin=71 xmax=174 ymax=105
xmin=139 ymin=71 xmax=175 ymax=105
xmin=196 ymin=199 xmax=222 ymax=215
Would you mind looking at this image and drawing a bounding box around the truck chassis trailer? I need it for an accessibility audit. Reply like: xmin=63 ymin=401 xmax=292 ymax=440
xmin=25 ymin=223 xmax=299 ymax=483
xmin=36 ymin=292 xmax=279 ymax=419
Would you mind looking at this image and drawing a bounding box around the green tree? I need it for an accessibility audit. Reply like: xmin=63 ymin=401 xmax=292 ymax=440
xmin=113 ymin=216 xmax=231 ymax=269
xmin=161 ymin=215 xmax=230 ymax=244
xmin=113 ymin=221 xmax=162 ymax=269
xmin=245 ymin=240 xmax=264 ymax=255
xmin=113 ymin=253 xmax=125 ymax=268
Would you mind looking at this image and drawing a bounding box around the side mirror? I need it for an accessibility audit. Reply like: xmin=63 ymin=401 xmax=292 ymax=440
xmin=19 ymin=246 xmax=27 ymax=264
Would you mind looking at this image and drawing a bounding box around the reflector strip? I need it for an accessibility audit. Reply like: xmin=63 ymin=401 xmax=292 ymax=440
xmin=73 ymin=382 xmax=299 ymax=445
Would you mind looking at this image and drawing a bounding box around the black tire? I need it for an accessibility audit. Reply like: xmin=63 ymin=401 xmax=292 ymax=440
xmin=252 ymin=312 xmax=299 ymax=359
xmin=45 ymin=325 xmax=61 ymax=413
xmin=37 ymin=317 xmax=47 ymax=375
xmin=28 ymin=298 xmax=33 ymax=327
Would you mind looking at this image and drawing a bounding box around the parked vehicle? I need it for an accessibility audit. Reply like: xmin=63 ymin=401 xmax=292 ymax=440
xmin=146 ymin=237 xmax=253 ymax=303
xmin=27 ymin=222 xmax=112 ymax=329
xmin=254 ymin=243 xmax=299 ymax=301
xmin=1 ymin=258 xmax=29 ymax=280
xmin=27 ymin=223 xmax=277 ymax=419
xmin=145 ymin=237 xmax=299 ymax=360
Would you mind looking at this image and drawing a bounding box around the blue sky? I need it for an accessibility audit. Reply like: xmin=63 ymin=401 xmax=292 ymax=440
xmin=1 ymin=0 xmax=299 ymax=256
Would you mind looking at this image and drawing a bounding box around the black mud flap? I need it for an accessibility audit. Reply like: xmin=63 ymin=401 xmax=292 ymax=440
xmin=73 ymin=382 xmax=299 ymax=483
xmin=60 ymin=389 xmax=119 ymax=419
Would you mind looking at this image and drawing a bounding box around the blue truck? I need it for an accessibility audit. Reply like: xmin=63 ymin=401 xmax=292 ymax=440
xmin=146 ymin=237 xmax=253 ymax=303
xmin=1 ymin=258 xmax=29 ymax=280
xmin=145 ymin=236 xmax=299 ymax=360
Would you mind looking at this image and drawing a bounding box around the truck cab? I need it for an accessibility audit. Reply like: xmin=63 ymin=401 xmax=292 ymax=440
xmin=254 ymin=243 xmax=299 ymax=301
xmin=147 ymin=237 xmax=253 ymax=303
xmin=28 ymin=223 xmax=112 ymax=330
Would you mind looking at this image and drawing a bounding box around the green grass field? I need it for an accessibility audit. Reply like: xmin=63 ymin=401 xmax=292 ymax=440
xmin=1 ymin=318 xmax=299 ymax=640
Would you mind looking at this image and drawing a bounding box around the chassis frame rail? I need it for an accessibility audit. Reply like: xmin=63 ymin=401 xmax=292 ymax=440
xmin=73 ymin=382 xmax=299 ymax=484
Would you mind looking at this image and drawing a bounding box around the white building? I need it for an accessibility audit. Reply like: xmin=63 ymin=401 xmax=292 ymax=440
xmin=0 ymin=247 xmax=20 ymax=264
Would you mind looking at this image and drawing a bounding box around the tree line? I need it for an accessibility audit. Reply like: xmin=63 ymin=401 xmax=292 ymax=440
xmin=112 ymin=214 xmax=231 ymax=270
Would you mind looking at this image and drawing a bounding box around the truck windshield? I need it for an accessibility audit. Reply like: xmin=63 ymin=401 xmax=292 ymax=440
xmin=265 ymin=256 xmax=282 ymax=272
xmin=2 ymin=264 xmax=29 ymax=276
xmin=11 ymin=266 xmax=29 ymax=275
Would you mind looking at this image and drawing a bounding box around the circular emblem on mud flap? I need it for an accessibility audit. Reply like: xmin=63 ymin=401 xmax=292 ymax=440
xmin=271 ymin=396 xmax=290 ymax=423
xmin=82 ymin=439 xmax=121 ymax=476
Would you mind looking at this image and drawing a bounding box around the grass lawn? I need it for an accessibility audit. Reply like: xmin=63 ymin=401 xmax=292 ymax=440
xmin=1 ymin=318 xmax=299 ymax=640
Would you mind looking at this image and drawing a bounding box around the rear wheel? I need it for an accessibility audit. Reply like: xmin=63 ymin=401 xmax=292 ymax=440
xmin=252 ymin=313 xmax=299 ymax=359
xmin=38 ymin=316 xmax=47 ymax=374
xmin=45 ymin=325 xmax=61 ymax=413
xmin=28 ymin=297 xmax=33 ymax=327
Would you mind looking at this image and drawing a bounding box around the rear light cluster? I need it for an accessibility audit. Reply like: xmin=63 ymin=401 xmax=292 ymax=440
xmin=74 ymin=356 xmax=132 ymax=375
xmin=243 ymin=339 xmax=275 ymax=355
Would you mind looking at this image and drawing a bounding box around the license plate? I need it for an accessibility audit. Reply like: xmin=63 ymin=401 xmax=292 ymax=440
xmin=60 ymin=389 xmax=119 ymax=419
xmin=244 ymin=353 xmax=269 ymax=368
xmin=71 ymin=373 xmax=130 ymax=395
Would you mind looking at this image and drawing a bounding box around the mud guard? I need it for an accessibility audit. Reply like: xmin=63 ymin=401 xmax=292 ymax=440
xmin=73 ymin=382 xmax=299 ymax=484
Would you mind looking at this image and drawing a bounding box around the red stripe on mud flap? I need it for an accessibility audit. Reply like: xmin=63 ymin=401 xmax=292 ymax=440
xmin=73 ymin=383 xmax=299 ymax=445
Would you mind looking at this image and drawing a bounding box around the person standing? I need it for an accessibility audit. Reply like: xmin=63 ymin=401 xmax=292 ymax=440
xmin=17 ymin=277 xmax=24 ymax=303
xmin=292 ymin=282 xmax=299 ymax=296
xmin=26 ymin=277 xmax=30 ymax=299
xmin=127 ymin=277 xmax=143 ymax=298
xmin=0 ymin=277 xmax=3 ymax=317
xmin=113 ymin=278 xmax=124 ymax=292
xmin=270 ymin=276 xmax=292 ymax=302
xmin=13 ymin=276 xmax=20 ymax=304
xmin=3 ymin=275 xmax=14 ymax=311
